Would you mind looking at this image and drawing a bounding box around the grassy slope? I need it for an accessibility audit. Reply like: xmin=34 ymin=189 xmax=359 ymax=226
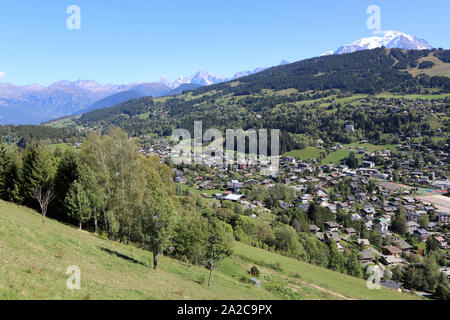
xmin=283 ymin=147 xmax=322 ymax=160
xmin=0 ymin=200 xmax=418 ymax=300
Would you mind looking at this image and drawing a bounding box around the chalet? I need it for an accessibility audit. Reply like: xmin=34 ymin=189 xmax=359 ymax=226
xmin=345 ymin=227 xmax=357 ymax=236
xmin=223 ymin=194 xmax=243 ymax=202
xmin=380 ymin=255 xmax=401 ymax=266
xmin=393 ymin=239 xmax=414 ymax=253
xmin=436 ymin=212 xmax=450 ymax=225
xmin=324 ymin=221 xmax=340 ymax=232
xmin=244 ymin=179 xmax=260 ymax=186
xmin=227 ymin=180 xmax=243 ymax=192
xmin=427 ymin=222 xmax=438 ymax=230
xmin=345 ymin=124 xmax=355 ymax=131
xmin=309 ymin=225 xmax=320 ymax=233
xmin=376 ymin=222 xmax=389 ymax=233
xmin=414 ymin=228 xmax=429 ymax=242
xmin=360 ymin=250 xmax=375 ymax=265
xmin=362 ymin=161 xmax=375 ymax=168
xmin=380 ymin=280 xmax=404 ymax=292
xmin=199 ymin=181 xmax=216 ymax=190
xmin=405 ymin=212 xmax=421 ymax=223
xmin=407 ymin=221 xmax=419 ymax=234
xmin=325 ymin=232 xmax=341 ymax=244
xmin=381 ymin=245 xmax=402 ymax=258
xmin=363 ymin=206 xmax=376 ymax=215
xmin=434 ymin=236 xmax=448 ymax=249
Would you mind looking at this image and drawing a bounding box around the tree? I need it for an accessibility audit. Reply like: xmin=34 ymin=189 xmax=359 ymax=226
xmin=434 ymin=284 xmax=450 ymax=300
xmin=426 ymin=236 xmax=439 ymax=253
xmin=32 ymin=185 xmax=55 ymax=219
xmin=418 ymin=214 xmax=429 ymax=229
xmin=65 ymin=181 xmax=91 ymax=229
xmin=327 ymin=240 xmax=346 ymax=273
xmin=344 ymin=152 xmax=359 ymax=169
xmin=204 ymin=219 xmax=233 ymax=287
xmin=78 ymin=165 xmax=103 ymax=234
xmin=21 ymin=146 xmax=56 ymax=210
xmin=140 ymin=191 xmax=177 ymax=269
xmin=391 ymin=206 xmax=408 ymax=235
xmin=173 ymin=214 xmax=209 ymax=264
xmin=346 ymin=250 xmax=363 ymax=278
xmin=392 ymin=265 xmax=404 ymax=282
xmin=52 ymin=149 xmax=79 ymax=220
xmin=0 ymin=146 xmax=22 ymax=202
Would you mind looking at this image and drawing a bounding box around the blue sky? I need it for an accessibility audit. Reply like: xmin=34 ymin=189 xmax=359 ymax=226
xmin=0 ymin=0 xmax=449 ymax=85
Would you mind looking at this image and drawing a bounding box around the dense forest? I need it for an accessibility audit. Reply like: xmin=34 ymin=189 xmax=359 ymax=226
xmin=0 ymin=125 xmax=85 ymax=148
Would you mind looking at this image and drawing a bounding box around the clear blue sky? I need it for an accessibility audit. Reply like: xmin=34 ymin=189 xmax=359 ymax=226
xmin=1 ymin=0 xmax=449 ymax=85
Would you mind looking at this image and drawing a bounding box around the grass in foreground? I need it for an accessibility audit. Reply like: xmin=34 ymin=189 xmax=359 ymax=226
xmin=0 ymin=200 xmax=419 ymax=300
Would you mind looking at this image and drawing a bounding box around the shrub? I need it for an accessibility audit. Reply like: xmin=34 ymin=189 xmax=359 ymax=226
xmin=250 ymin=266 xmax=260 ymax=277
xmin=419 ymin=61 xmax=434 ymax=69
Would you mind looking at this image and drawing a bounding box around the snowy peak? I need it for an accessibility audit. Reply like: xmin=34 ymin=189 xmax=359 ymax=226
xmin=327 ymin=31 xmax=432 ymax=55
xmin=171 ymin=70 xmax=227 ymax=88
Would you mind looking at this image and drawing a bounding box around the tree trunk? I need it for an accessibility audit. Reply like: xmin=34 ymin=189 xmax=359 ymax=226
xmin=93 ymin=209 xmax=98 ymax=234
xmin=79 ymin=221 xmax=82 ymax=230
xmin=208 ymin=268 xmax=213 ymax=287
xmin=153 ymin=252 xmax=158 ymax=269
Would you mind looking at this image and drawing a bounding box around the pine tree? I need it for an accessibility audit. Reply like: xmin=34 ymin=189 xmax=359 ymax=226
xmin=52 ymin=149 xmax=79 ymax=220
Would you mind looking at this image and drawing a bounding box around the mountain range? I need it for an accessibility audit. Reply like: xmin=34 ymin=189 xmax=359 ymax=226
xmin=0 ymin=31 xmax=437 ymax=125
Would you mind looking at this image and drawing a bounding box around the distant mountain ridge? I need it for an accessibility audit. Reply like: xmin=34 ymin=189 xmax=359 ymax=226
xmin=0 ymin=61 xmax=289 ymax=124
xmin=73 ymin=83 xmax=202 ymax=116
xmin=0 ymin=80 xmax=140 ymax=124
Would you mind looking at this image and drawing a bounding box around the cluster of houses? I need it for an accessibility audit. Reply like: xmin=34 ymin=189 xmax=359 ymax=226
xmin=138 ymin=98 xmax=449 ymax=293
xmin=167 ymin=150 xmax=450 ymax=290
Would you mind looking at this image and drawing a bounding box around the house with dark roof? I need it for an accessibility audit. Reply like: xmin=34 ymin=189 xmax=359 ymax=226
xmin=381 ymin=245 xmax=402 ymax=258
xmin=324 ymin=221 xmax=340 ymax=232
xmin=436 ymin=212 xmax=450 ymax=225
xmin=380 ymin=280 xmax=404 ymax=292
xmin=414 ymin=228 xmax=429 ymax=242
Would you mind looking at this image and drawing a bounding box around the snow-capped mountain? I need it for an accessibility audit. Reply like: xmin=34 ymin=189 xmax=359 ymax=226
xmin=325 ymin=31 xmax=432 ymax=55
xmin=171 ymin=70 xmax=227 ymax=88
xmin=170 ymin=60 xmax=289 ymax=88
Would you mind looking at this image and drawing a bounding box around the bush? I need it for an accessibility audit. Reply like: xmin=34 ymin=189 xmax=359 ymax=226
xmin=250 ymin=266 xmax=260 ymax=277
xmin=419 ymin=61 xmax=434 ymax=69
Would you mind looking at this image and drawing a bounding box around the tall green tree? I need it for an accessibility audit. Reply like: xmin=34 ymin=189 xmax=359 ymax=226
xmin=0 ymin=146 xmax=22 ymax=202
xmin=21 ymin=146 xmax=56 ymax=211
xmin=65 ymin=181 xmax=91 ymax=230
xmin=52 ymin=149 xmax=79 ymax=220
xmin=327 ymin=240 xmax=346 ymax=273
xmin=203 ymin=219 xmax=233 ymax=287
xmin=78 ymin=165 xmax=104 ymax=234
xmin=391 ymin=206 xmax=408 ymax=235
xmin=173 ymin=214 xmax=210 ymax=264
xmin=139 ymin=190 xmax=177 ymax=269
xmin=346 ymin=250 xmax=363 ymax=278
